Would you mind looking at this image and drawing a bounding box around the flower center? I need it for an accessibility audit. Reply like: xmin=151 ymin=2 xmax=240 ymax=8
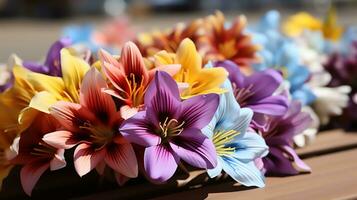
xmin=158 ymin=117 xmax=185 ymax=140
xmin=213 ymin=130 xmax=240 ymax=157
xmin=232 ymin=83 xmax=255 ymax=107
xmin=31 ymin=141 xmax=57 ymax=158
xmin=127 ymin=73 xmax=147 ymax=107
xmin=80 ymin=122 xmax=114 ymax=150
xmin=218 ymin=39 xmax=238 ymax=59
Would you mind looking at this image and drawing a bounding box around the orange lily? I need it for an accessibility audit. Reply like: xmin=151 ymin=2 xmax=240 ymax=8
xmin=99 ymin=41 xmax=180 ymax=118
xmin=197 ymin=11 xmax=259 ymax=68
xmin=134 ymin=19 xmax=202 ymax=57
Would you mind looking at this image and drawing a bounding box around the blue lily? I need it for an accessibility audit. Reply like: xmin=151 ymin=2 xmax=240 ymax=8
xmin=250 ymin=10 xmax=316 ymax=105
xmin=202 ymin=80 xmax=268 ymax=188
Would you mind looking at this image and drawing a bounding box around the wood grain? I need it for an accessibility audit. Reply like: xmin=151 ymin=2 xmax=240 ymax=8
xmin=152 ymin=148 xmax=357 ymax=200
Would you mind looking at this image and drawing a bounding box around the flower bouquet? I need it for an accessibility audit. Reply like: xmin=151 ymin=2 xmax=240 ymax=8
xmin=0 ymin=8 xmax=355 ymax=198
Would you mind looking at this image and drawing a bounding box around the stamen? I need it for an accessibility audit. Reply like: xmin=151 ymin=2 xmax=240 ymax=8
xmin=213 ymin=130 xmax=240 ymax=157
xmin=80 ymin=122 xmax=114 ymax=149
xmin=158 ymin=117 xmax=185 ymax=139
xmin=127 ymin=73 xmax=147 ymax=107
xmin=30 ymin=141 xmax=57 ymax=157
xmin=232 ymin=83 xmax=255 ymax=107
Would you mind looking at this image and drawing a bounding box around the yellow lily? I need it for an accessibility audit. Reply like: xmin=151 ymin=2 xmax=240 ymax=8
xmin=0 ymin=48 xmax=90 ymax=134
xmin=283 ymin=12 xmax=322 ymax=37
xmin=0 ymin=99 xmax=20 ymax=190
xmin=283 ymin=8 xmax=343 ymax=41
xmin=322 ymin=6 xmax=343 ymax=41
xmin=152 ymin=38 xmax=228 ymax=99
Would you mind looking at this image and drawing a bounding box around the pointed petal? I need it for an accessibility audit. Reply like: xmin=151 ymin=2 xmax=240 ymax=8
xmin=50 ymin=101 xmax=96 ymax=132
xmin=246 ymin=69 xmax=283 ymax=101
xmin=115 ymin=172 xmax=130 ymax=186
xmin=175 ymin=38 xmax=202 ymax=74
xmin=207 ymin=157 xmax=223 ymax=178
xmin=120 ymin=42 xmax=148 ymax=81
xmin=263 ymin=147 xmax=298 ymax=176
xmin=105 ymin=142 xmax=138 ymax=178
xmin=61 ymin=48 xmax=90 ymax=102
xmin=248 ymin=95 xmax=289 ymax=116
xmin=145 ymin=70 xmax=180 ymax=105
xmin=222 ymin=158 xmax=265 ymax=188
xmin=20 ymin=162 xmax=49 ymax=196
xmin=231 ymin=131 xmax=268 ymax=161
xmin=43 ymin=131 xmax=77 ymax=149
xmin=282 ymin=145 xmax=311 ymax=172
xmin=45 ymin=38 xmax=72 ymax=76
xmin=120 ymin=111 xmax=161 ymax=147
xmin=148 ymin=64 xmax=181 ymax=78
xmin=99 ymin=49 xmax=130 ymax=96
xmin=171 ymin=128 xmax=217 ymax=169
xmin=29 ymin=91 xmax=58 ymax=114
xmin=180 ymin=94 xmax=219 ymax=129
xmin=188 ymin=67 xmax=228 ymax=96
xmin=50 ymin=149 xmax=67 ymax=171
xmin=80 ymin=67 xmax=116 ymax=122
xmin=120 ymin=105 xmax=138 ymax=120
xmin=144 ymin=145 xmax=178 ymax=183
xmin=73 ymin=143 xmax=106 ymax=177
xmin=95 ymin=161 xmax=106 ymax=175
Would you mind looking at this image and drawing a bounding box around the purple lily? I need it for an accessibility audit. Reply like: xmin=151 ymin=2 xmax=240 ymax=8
xmin=259 ymin=101 xmax=312 ymax=175
xmin=213 ymin=60 xmax=288 ymax=127
xmin=23 ymin=38 xmax=72 ymax=76
xmin=120 ymin=71 xmax=219 ymax=183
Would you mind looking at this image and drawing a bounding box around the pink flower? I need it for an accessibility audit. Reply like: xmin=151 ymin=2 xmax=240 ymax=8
xmin=11 ymin=114 xmax=66 ymax=196
xmin=43 ymin=67 xmax=138 ymax=185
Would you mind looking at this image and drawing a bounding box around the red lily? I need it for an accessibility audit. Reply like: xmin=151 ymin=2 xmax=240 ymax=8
xmin=43 ymin=67 xmax=138 ymax=185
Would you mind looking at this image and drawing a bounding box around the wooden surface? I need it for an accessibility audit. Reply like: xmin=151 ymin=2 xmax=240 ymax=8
xmin=153 ymin=148 xmax=357 ymax=200
xmin=73 ymin=130 xmax=357 ymax=200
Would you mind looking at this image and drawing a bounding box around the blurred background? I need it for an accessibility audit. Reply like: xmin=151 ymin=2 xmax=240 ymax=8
xmin=0 ymin=0 xmax=356 ymax=61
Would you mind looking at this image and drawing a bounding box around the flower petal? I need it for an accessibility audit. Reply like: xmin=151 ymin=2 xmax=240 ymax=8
xmin=245 ymin=69 xmax=283 ymax=101
xmin=105 ymin=142 xmax=138 ymax=178
xmin=74 ymin=143 xmax=106 ymax=177
xmin=221 ymin=157 xmax=265 ymax=188
xmin=50 ymin=101 xmax=96 ymax=132
xmin=263 ymin=146 xmax=298 ymax=176
xmin=120 ymin=111 xmax=161 ymax=147
xmin=207 ymin=157 xmax=223 ymax=178
xmin=61 ymin=48 xmax=90 ymax=102
xmin=120 ymin=42 xmax=149 ymax=81
xmin=20 ymin=161 xmax=49 ymax=196
xmin=80 ymin=67 xmax=116 ymax=122
xmin=115 ymin=172 xmax=130 ymax=186
xmin=282 ymin=145 xmax=311 ymax=172
xmin=248 ymin=95 xmax=289 ymax=116
xmin=180 ymin=94 xmax=219 ymax=129
xmin=230 ymin=131 xmax=268 ymax=161
xmin=175 ymin=38 xmax=202 ymax=74
xmin=120 ymin=105 xmax=138 ymax=120
xmin=29 ymin=91 xmax=58 ymax=114
xmin=43 ymin=131 xmax=78 ymax=149
xmin=171 ymin=128 xmax=217 ymax=169
xmin=145 ymin=70 xmax=181 ymax=105
xmin=50 ymin=149 xmax=67 ymax=171
xmin=144 ymin=145 xmax=178 ymax=183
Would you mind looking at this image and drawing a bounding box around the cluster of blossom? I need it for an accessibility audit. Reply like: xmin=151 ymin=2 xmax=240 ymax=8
xmin=0 ymin=9 xmax=354 ymax=196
